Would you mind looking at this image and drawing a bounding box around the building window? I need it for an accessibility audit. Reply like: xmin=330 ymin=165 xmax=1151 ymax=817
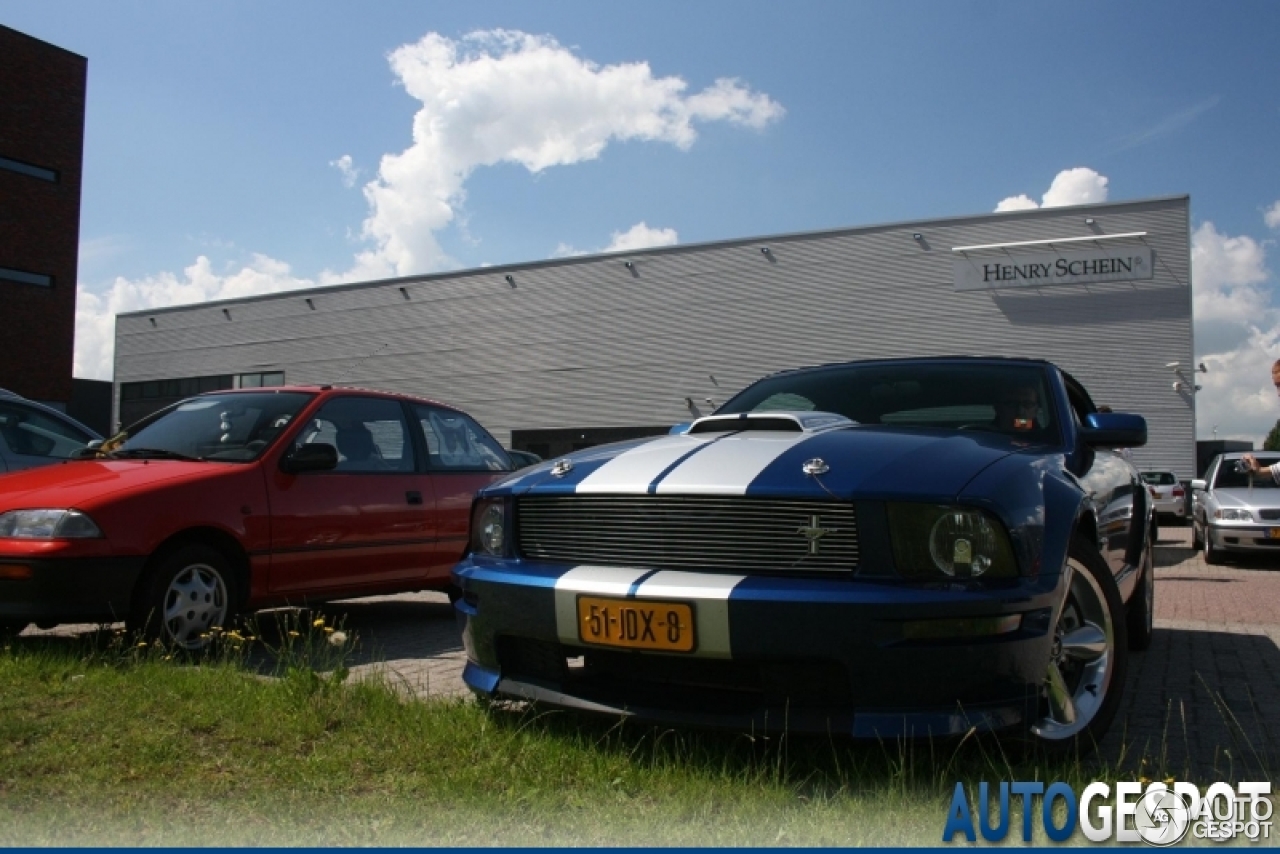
xmin=0 ymin=155 xmax=57 ymax=182
xmin=121 ymin=374 xmax=234 ymax=401
xmin=238 ymin=372 xmax=284 ymax=388
xmin=0 ymin=267 xmax=53 ymax=287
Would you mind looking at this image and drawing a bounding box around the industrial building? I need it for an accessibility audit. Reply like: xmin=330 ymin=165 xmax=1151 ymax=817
xmin=114 ymin=195 xmax=1195 ymax=476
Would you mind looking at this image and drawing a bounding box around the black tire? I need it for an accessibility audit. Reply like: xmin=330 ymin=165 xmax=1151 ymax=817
xmin=1191 ymin=520 xmax=1203 ymax=550
xmin=129 ymin=543 xmax=237 ymax=650
xmin=1204 ymin=533 xmax=1225 ymax=565
xmin=1127 ymin=544 xmax=1155 ymax=651
xmin=1024 ymin=534 xmax=1129 ymax=756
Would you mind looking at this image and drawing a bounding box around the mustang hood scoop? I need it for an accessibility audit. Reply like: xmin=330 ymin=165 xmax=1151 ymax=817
xmin=687 ymin=410 xmax=855 ymax=435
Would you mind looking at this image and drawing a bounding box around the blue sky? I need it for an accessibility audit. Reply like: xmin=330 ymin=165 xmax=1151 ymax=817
xmin=5 ymin=0 xmax=1279 ymax=441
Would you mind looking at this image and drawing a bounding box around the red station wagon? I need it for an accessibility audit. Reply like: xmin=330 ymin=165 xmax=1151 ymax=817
xmin=0 ymin=386 xmax=512 ymax=647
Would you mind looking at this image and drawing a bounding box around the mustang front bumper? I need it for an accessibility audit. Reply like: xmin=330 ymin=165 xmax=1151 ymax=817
xmin=454 ymin=557 xmax=1067 ymax=737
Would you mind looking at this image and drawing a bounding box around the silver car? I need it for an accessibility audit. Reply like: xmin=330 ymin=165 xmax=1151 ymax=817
xmin=1140 ymin=470 xmax=1187 ymax=520
xmin=0 ymin=389 xmax=101 ymax=475
xmin=1191 ymin=452 xmax=1280 ymax=564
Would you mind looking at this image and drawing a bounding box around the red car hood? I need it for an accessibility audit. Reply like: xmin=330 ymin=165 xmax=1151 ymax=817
xmin=0 ymin=459 xmax=235 ymax=511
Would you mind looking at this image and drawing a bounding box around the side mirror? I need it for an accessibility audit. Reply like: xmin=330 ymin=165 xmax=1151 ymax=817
xmin=668 ymin=422 xmax=691 ymax=435
xmin=281 ymin=442 xmax=338 ymax=474
xmin=85 ymin=439 xmax=104 ymax=450
xmin=1190 ymin=479 xmax=1206 ymax=491
xmin=1081 ymin=412 xmax=1147 ymax=448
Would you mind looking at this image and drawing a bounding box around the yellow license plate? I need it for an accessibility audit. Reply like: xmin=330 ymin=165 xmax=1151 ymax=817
xmin=577 ymin=596 xmax=696 ymax=653
xmin=1270 ymin=528 xmax=1280 ymax=539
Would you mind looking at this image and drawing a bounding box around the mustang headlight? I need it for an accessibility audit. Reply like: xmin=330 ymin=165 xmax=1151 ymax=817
xmin=1213 ymin=508 xmax=1255 ymax=522
xmin=887 ymin=504 xmax=1017 ymax=579
xmin=0 ymin=509 xmax=102 ymax=539
xmin=469 ymin=498 xmax=508 ymax=557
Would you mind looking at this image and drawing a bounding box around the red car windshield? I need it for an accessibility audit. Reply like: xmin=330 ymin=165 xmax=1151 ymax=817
xmin=116 ymin=391 xmax=315 ymax=462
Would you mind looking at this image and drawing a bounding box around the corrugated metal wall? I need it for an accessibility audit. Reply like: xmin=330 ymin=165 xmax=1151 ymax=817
xmin=114 ymin=196 xmax=1195 ymax=476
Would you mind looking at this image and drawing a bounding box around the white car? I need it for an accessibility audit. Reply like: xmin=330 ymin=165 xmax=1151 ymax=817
xmin=1140 ymin=470 xmax=1186 ymax=520
xmin=1191 ymin=452 xmax=1280 ymax=564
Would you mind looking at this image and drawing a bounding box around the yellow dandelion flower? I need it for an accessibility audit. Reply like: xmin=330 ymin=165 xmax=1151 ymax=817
xmin=1139 ymin=776 xmax=1151 ymax=785
xmin=136 ymin=641 xmax=148 ymax=648
xmin=312 ymin=618 xmax=325 ymax=628
xmin=324 ymin=626 xmax=335 ymax=634
xmin=288 ymin=630 xmax=300 ymax=638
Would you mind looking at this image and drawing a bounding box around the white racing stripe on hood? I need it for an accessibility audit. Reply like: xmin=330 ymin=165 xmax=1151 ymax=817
xmin=574 ymin=434 xmax=710 ymax=494
xmin=554 ymin=566 xmax=746 ymax=658
xmin=655 ymin=431 xmax=815 ymax=495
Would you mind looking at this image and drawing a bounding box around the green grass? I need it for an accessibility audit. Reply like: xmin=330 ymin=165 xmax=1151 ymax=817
xmin=0 ymin=620 xmax=1185 ymax=846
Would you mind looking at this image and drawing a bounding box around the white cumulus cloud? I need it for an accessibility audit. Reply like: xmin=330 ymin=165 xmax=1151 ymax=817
xmin=330 ymin=154 xmax=359 ymax=188
xmin=73 ymin=255 xmax=317 ymax=380
xmin=553 ymin=222 xmax=679 ymax=258
xmin=995 ymin=167 xmax=1109 ymax=212
xmin=73 ymin=30 xmax=783 ymax=380
xmin=1191 ymin=217 xmax=1279 ymax=442
xmin=1265 ymin=200 xmax=1280 ymax=230
xmin=337 ymin=29 xmax=782 ymax=281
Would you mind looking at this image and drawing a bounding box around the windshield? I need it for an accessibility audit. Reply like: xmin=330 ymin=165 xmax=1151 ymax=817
xmin=718 ymin=362 xmax=1057 ymax=440
xmin=117 ymin=391 xmax=315 ymax=462
xmin=1213 ymin=458 xmax=1280 ymax=490
xmin=1141 ymin=472 xmax=1178 ymax=486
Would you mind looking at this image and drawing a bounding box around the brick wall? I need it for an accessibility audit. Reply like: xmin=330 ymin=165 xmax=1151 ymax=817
xmin=0 ymin=25 xmax=86 ymax=403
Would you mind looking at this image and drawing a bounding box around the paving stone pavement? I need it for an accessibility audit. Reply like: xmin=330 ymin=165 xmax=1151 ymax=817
xmin=16 ymin=524 xmax=1279 ymax=778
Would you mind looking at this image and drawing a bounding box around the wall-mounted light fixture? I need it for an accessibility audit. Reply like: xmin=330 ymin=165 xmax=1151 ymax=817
xmin=1197 ymin=362 xmax=1208 ymax=373
xmin=504 ymin=274 xmax=515 ymax=287
xmin=149 ymin=317 xmax=157 ymax=327
xmin=222 ymin=308 xmax=232 ymax=320
xmin=1085 ymin=218 xmax=1096 ymax=225
xmin=1165 ymin=361 xmax=1180 ymax=370
xmin=305 ymin=298 xmax=315 ymax=310
xmin=399 ymin=287 xmax=410 ymax=300
xmin=912 ymin=232 xmax=923 ymax=241
xmin=1172 ymin=381 xmax=1185 ymax=391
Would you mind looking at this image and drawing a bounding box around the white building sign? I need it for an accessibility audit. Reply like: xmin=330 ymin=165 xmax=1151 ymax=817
xmin=953 ymin=246 xmax=1153 ymax=292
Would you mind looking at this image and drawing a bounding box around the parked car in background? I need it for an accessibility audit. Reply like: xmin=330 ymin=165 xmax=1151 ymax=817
xmin=506 ymin=449 xmax=543 ymax=469
xmin=454 ymin=357 xmax=1154 ymax=754
xmin=1140 ymin=471 xmax=1186 ymax=522
xmin=0 ymin=385 xmax=512 ymax=644
xmin=1191 ymin=451 xmax=1280 ymax=564
xmin=0 ymin=389 xmax=101 ymax=475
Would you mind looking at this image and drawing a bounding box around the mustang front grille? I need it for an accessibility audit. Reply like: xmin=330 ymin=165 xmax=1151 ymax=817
xmin=516 ymin=496 xmax=858 ymax=574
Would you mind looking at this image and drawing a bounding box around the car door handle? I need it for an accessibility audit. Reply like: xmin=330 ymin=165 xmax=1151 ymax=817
xmin=406 ymin=490 xmax=423 ymax=505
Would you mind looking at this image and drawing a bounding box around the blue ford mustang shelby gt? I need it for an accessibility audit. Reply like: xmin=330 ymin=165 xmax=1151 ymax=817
xmin=453 ymin=357 xmax=1155 ymax=751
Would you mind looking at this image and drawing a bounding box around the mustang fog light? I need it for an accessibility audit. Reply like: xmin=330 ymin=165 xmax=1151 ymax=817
xmin=469 ymin=499 xmax=508 ymax=557
xmin=887 ymin=504 xmax=1017 ymax=579
xmin=0 ymin=509 xmax=102 ymax=540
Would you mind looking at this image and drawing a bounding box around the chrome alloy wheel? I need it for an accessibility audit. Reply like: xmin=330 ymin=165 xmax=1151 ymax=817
xmin=161 ymin=562 xmax=229 ymax=649
xmin=1031 ymin=559 xmax=1117 ymax=740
